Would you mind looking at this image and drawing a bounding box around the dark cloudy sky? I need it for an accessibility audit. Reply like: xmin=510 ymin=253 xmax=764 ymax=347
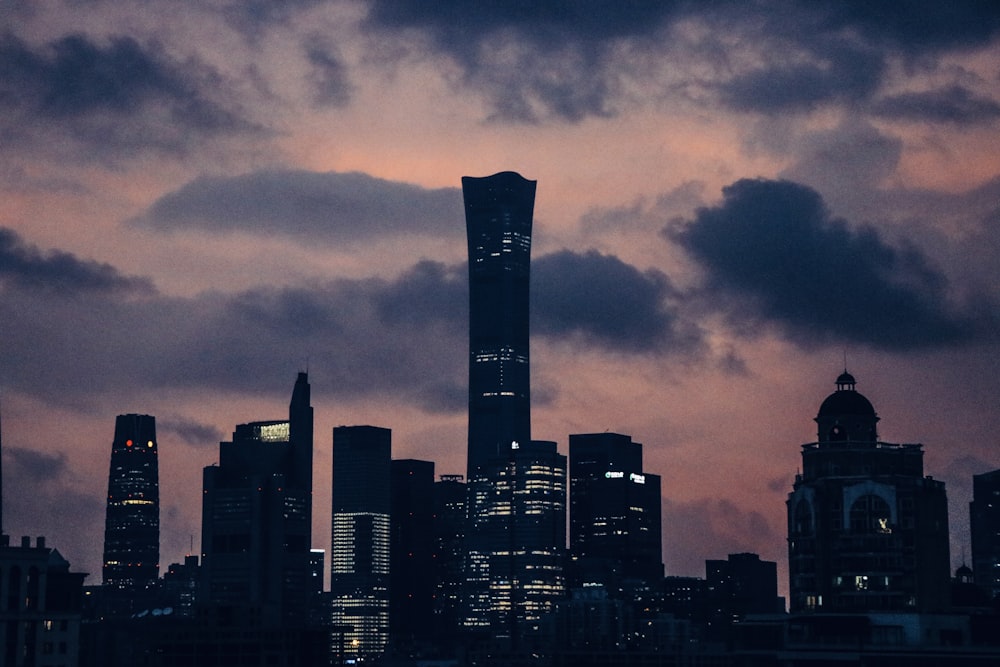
xmin=2 ymin=1 xmax=999 ymax=598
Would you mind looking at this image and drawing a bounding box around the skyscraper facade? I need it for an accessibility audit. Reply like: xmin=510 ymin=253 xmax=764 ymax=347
xmin=464 ymin=172 xmax=557 ymax=642
xmin=787 ymin=372 xmax=951 ymax=613
xmin=331 ymin=425 xmax=391 ymax=661
xmin=971 ymin=468 xmax=1000 ymax=601
xmin=568 ymin=432 xmax=663 ymax=595
xmin=464 ymin=171 xmax=535 ymax=480
xmin=200 ymin=372 xmax=313 ymax=625
xmin=102 ymin=413 xmax=160 ymax=615
xmin=390 ymin=458 xmax=436 ymax=646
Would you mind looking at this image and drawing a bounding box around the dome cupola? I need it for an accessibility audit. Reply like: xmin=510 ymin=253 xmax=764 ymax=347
xmin=815 ymin=370 xmax=879 ymax=443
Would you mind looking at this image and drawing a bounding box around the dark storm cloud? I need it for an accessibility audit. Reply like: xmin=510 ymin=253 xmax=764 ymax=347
xmin=532 ymin=250 xmax=695 ymax=353
xmin=0 ymin=32 xmax=261 ymax=157
xmin=719 ymin=43 xmax=885 ymax=114
xmin=361 ymin=1 xmax=1000 ymax=122
xmin=811 ymin=1 xmax=1000 ymax=53
xmin=669 ymin=178 xmax=977 ymax=350
xmin=0 ymin=227 xmax=154 ymax=295
xmin=6 ymin=447 xmax=69 ymax=484
xmin=361 ymin=0 xmax=691 ymax=122
xmin=132 ymin=170 xmax=463 ymax=243
xmin=159 ymin=417 xmax=225 ymax=447
xmin=303 ymin=37 xmax=353 ymax=108
xmin=871 ymin=86 xmax=1000 ymax=125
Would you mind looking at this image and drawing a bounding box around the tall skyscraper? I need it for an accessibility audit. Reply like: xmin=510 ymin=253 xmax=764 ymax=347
xmin=390 ymin=459 xmax=436 ymax=646
xmin=787 ymin=371 xmax=951 ymax=613
xmin=432 ymin=475 xmax=466 ymax=642
xmin=971 ymin=468 xmax=1000 ymax=601
xmin=200 ymin=372 xmax=313 ymax=625
xmin=464 ymin=171 xmax=535 ymax=480
xmin=464 ymin=172 xmax=564 ymax=643
xmin=568 ymin=432 xmax=663 ymax=595
xmin=331 ymin=425 xmax=391 ymax=660
xmin=102 ymin=413 xmax=160 ymax=615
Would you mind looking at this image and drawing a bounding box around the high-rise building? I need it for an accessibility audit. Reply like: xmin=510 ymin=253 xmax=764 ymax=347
xmin=432 ymin=475 xmax=466 ymax=642
xmin=787 ymin=371 xmax=951 ymax=613
xmin=331 ymin=425 xmax=391 ymax=661
xmin=464 ymin=171 xmax=534 ymax=480
xmin=463 ymin=172 xmax=570 ymax=644
xmin=102 ymin=413 xmax=160 ymax=615
xmin=568 ymin=432 xmax=663 ymax=594
xmin=200 ymin=372 xmax=313 ymax=625
xmin=705 ymin=553 xmax=783 ymax=639
xmin=390 ymin=459 xmax=436 ymax=647
xmin=971 ymin=468 xmax=1000 ymax=601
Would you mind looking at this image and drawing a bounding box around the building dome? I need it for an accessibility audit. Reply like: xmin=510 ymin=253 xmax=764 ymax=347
xmin=815 ymin=370 xmax=879 ymax=442
xmin=817 ymin=371 xmax=876 ymax=418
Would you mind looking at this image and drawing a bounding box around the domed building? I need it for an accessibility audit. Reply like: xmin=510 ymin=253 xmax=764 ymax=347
xmin=786 ymin=372 xmax=951 ymax=614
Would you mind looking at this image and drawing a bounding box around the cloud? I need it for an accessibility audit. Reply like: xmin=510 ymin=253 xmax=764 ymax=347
xmin=360 ymin=0 xmax=689 ymax=122
xmin=871 ymin=85 xmax=1000 ymax=125
xmin=159 ymin=417 xmax=225 ymax=447
xmin=1 ymin=229 xmax=700 ymax=413
xmin=662 ymin=497 xmax=782 ymax=576
xmin=668 ymin=178 xmax=978 ymax=350
xmin=6 ymin=447 xmax=69 ymax=484
xmin=532 ymin=250 xmax=697 ymax=353
xmin=0 ymin=227 xmax=154 ymax=295
xmin=0 ymin=32 xmax=263 ymax=159
xmin=718 ymin=41 xmax=885 ymax=114
xmin=303 ymin=37 xmax=353 ymax=108
xmin=812 ymin=1 xmax=1000 ymax=54
xmin=131 ymin=170 xmax=463 ymax=243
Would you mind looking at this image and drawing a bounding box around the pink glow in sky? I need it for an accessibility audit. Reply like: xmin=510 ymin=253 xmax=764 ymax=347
xmin=2 ymin=2 xmax=999 ymax=601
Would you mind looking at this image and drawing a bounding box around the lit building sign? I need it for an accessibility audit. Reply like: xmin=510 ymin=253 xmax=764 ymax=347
xmin=605 ymin=471 xmax=624 ymax=479
xmin=630 ymin=473 xmax=646 ymax=484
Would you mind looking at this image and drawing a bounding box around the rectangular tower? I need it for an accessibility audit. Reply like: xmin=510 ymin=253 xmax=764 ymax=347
xmin=971 ymin=468 xmax=1000 ymax=601
xmin=331 ymin=425 xmax=391 ymax=661
xmin=568 ymin=432 xmax=663 ymax=594
xmin=200 ymin=373 xmax=313 ymax=625
xmin=390 ymin=459 xmax=436 ymax=645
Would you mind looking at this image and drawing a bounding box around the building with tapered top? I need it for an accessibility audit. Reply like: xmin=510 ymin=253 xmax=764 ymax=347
xmin=102 ymin=413 xmax=159 ymax=616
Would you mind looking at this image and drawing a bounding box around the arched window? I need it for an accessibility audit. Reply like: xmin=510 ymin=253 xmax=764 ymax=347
xmin=849 ymin=494 xmax=892 ymax=534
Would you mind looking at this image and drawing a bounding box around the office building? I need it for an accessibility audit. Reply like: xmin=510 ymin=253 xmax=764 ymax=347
xmin=432 ymin=475 xmax=466 ymax=642
xmin=331 ymin=425 xmax=391 ymax=661
xmin=0 ymin=536 xmax=86 ymax=667
xmin=200 ymin=372 xmax=314 ymax=625
xmin=464 ymin=171 xmax=535 ymax=480
xmin=102 ymin=413 xmax=160 ymax=616
xmin=568 ymin=432 xmax=663 ymax=595
xmin=464 ymin=171 xmax=566 ymax=644
xmin=971 ymin=468 xmax=1000 ymax=601
xmin=787 ymin=371 xmax=951 ymax=613
xmin=390 ymin=459 xmax=436 ymax=647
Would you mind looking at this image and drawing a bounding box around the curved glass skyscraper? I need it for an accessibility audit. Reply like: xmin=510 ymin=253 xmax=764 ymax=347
xmin=463 ymin=171 xmax=535 ymax=481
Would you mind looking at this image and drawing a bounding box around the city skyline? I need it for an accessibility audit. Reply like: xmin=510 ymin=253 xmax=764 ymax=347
xmin=2 ymin=1 xmax=999 ymax=607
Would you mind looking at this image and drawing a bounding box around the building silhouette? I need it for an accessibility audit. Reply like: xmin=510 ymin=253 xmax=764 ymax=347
xmin=787 ymin=371 xmax=951 ymax=613
xmin=199 ymin=372 xmax=314 ymax=625
xmin=432 ymin=475 xmax=466 ymax=644
xmin=971 ymin=468 xmax=1000 ymax=602
xmin=463 ymin=171 xmax=534 ymax=480
xmin=102 ymin=413 xmax=160 ymax=616
xmin=389 ymin=458 xmax=435 ymax=649
xmin=568 ymin=432 xmax=663 ymax=595
xmin=331 ymin=425 xmax=391 ymax=661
